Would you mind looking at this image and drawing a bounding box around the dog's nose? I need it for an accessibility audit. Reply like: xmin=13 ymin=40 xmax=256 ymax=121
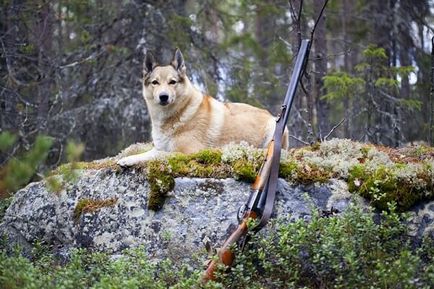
xmin=159 ymin=93 xmax=169 ymax=104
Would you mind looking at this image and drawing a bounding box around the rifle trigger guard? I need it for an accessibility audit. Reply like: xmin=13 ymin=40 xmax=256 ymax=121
xmin=237 ymin=204 xmax=247 ymax=223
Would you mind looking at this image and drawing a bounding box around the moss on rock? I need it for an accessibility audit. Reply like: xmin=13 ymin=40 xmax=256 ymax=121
xmin=146 ymin=160 xmax=175 ymax=211
xmin=167 ymin=149 xmax=228 ymax=178
xmin=120 ymin=139 xmax=434 ymax=212
xmin=54 ymin=159 xmax=118 ymax=174
xmin=348 ymin=162 xmax=434 ymax=211
xmin=232 ymin=159 xmax=258 ymax=182
xmin=74 ymin=197 xmax=118 ymax=222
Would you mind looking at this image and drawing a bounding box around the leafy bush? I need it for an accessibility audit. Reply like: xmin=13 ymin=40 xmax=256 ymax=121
xmin=217 ymin=203 xmax=434 ymax=288
xmin=1 ymin=204 xmax=433 ymax=289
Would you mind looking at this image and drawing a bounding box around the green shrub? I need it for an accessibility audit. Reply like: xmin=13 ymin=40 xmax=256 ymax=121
xmin=216 ymin=203 xmax=434 ymax=288
xmin=1 ymin=204 xmax=433 ymax=289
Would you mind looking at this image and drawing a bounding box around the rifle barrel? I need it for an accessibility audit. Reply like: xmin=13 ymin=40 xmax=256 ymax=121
xmin=281 ymin=39 xmax=310 ymax=127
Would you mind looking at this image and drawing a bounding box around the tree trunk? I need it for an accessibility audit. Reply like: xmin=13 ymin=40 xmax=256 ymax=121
xmin=33 ymin=0 xmax=54 ymax=132
xmin=342 ymin=0 xmax=353 ymax=138
xmin=313 ymin=0 xmax=328 ymax=139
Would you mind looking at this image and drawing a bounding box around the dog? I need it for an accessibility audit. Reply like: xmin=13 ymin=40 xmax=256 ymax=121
xmin=117 ymin=48 xmax=288 ymax=166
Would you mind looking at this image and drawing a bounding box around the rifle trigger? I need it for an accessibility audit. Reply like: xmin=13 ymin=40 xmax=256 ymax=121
xmin=237 ymin=204 xmax=247 ymax=223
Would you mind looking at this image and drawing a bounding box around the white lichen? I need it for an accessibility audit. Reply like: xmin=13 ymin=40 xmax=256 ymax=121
xmin=394 ymin=163 xmax=426 ymax=189
xmin=301 ymin=138 xmax=364 ymax=178
xmin=364 ymin=148 xmax=394 ymax=172
xmin=221 ymin=141 xmax=265 ymax=164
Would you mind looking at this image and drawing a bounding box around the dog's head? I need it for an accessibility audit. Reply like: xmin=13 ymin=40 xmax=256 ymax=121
xmin=142 ymin=48 xmax=187 ymax=106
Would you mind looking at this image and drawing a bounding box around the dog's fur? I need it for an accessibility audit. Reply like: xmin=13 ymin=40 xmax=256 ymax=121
xmin=118 ymin=49 xmax=288 ymax=166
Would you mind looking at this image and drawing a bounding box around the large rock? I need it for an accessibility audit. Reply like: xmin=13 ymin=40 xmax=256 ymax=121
xmin=1 ymin=166 xmax=433 ymax=265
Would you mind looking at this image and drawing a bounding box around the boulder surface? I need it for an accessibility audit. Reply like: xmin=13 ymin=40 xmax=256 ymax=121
xmin=1 ymin=164 xmax=433 ymax=265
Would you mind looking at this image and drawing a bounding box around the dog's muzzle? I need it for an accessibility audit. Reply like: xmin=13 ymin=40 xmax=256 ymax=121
xmin=159 ymin=93 xmax=169 ymax=106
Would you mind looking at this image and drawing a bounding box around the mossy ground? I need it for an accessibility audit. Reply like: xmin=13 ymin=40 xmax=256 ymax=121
xmin=129 ymin=140 xmax=434 ymax=212
xmin=48 ymin=140 xmax=434 ymax=212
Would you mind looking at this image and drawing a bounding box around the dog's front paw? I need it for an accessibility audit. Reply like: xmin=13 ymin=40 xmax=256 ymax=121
xmin=117 ymin=155 xmax=143 ymax=167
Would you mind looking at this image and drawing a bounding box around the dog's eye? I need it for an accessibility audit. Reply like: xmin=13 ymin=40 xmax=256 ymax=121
xmin=151 ymin=80 xmax=159 ymax=85
xmin=169 ymin=80 xmax=177 ymax=85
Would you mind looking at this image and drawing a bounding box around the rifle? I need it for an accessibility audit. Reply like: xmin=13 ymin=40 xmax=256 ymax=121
xmin=202 ymin=39 xmax=311 ymax=283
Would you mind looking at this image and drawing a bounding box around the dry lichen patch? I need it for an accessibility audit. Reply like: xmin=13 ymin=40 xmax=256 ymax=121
xmin=387 ymin=144 xmax=434 ymax=163
xmin=74 ymin=197 xmax=118 ymax=222
xmin=75 ymin=160 xmax=119 ymax=171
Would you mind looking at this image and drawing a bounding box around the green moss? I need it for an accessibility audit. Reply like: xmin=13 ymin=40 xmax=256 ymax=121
xmin=45 ymin=176 xmax=63 ymax=194
xmin=146 ymin=160 xmax=175 ymax=211
xmin=191 ymin=149 xmax=222 ymax=165
xmin=360 ymin=145 xmax=371 ymax=159
xmin=279 ymin=159 xmax=335 ymax=184
xmin=167 ymin=154 xmax=211 ymax=177
xmin=348 ymin=163 xmax=434 ymax=211
xmin=293 ymin=163 xmax=334 ymax=184
xmin=310 ymin=142 xmax=321 ymax=151
xmin=167 ymin=149 xmax=228 ymax=178
xmin=232 ymin=159 xmax=258 ymax=182
xmin=74 ymin=197 xmax=118 ymax=222
xmin=146 ymin=150 xmax=228 ymax=210
xmin=278 ymin=160 xmax=297 ymax=179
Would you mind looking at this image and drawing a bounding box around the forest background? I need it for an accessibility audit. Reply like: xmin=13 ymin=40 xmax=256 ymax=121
xmin=1 ymin=0 xmax=433 ymax=174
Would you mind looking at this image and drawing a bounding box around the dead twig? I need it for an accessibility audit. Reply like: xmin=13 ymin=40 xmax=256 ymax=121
xmin=289 ymin=134 xmax=310 ymax=145
xmin=323 ymin=118 xmax=345 ymax=141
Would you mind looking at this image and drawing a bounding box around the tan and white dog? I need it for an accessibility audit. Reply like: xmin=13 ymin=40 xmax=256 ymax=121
xmin=117 ymin=49 xmax=288 ymax=166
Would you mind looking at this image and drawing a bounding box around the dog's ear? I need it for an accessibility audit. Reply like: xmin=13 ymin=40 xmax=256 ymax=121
xmin=144 ymin=51 xmax=157 ymax=75
xmin=171 ymin=48 xmax=186 ymax=73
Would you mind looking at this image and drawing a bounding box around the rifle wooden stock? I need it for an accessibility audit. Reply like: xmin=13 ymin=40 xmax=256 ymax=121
xmin=202 ymin=143 xmax=274 ymax=282
xmin=202 ymin=211 xmax=257 ymax=282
